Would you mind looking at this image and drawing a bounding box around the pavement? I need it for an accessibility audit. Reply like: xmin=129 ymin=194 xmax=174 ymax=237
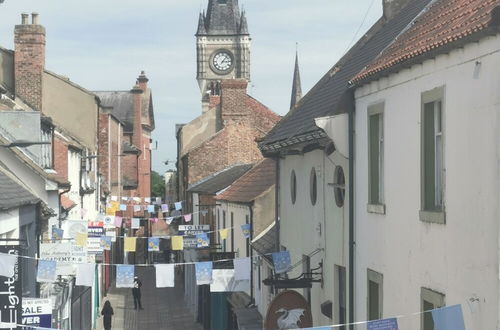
xmin=96 ymin=266 xmax=203 ymax=330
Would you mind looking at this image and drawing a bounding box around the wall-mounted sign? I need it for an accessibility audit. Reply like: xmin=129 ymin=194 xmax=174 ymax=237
xmin=21 ymin=298 xmax=52 ymax=329
xmin=264 ymin=290 xmax=312 ymax=330
xmin=0 ymin=246 xmax=21 ymax=330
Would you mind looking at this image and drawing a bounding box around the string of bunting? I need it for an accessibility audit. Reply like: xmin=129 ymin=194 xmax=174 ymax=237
xmin=1 ymin=303 xmax=467 ymax=329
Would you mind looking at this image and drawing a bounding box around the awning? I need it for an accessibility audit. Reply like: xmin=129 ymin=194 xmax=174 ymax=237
xmin=251 ymin=222 xmax=277 ymax=262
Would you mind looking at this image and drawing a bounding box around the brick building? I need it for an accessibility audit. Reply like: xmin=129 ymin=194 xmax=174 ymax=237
xmin=95 ymin=71 xmax=155 ymax=199
xmin=177 ymin=79 xmax=279 ymax=212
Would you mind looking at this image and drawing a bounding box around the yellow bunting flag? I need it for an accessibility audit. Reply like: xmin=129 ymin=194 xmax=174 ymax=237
xmin=219 ymin=228 xmax=229 ymax=241
xmin=171 ymin=236 xmax=184 ymax=251
xmin=111 ymin=201 xmax=120 ymax=212
xmin=124 ymin=237 xmax=137 ymax=252
xmin=106 ymin=207 xmax=115 ymax=216
xmin=75 ymin=232 xmax=88 ymax=247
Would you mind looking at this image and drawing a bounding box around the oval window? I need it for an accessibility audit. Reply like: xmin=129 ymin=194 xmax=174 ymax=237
xmin=310 ymin=167 xmax=317 ymax=205
xmin=290 ymin=170 xmax=297 ymax=204
xmin=334 ymin=166 xmax=346 ymax=207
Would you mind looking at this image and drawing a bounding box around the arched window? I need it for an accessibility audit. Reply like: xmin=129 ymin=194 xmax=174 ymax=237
xmin=290 ymin=170 xmax=297 ymax=204
xmin=334 ymin=166 xmax=346 ymax=207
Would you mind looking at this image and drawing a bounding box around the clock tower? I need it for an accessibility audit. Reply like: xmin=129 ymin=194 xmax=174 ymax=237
xmin=196 ymin=0 xmax=251 ymax=112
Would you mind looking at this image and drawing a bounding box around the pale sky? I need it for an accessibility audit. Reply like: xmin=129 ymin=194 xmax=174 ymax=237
xmin=0 ymin=0 xmax=382 ymax=173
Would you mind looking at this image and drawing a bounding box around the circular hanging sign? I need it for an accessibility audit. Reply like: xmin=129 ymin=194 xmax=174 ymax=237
xmin=264 ymin=290 xmax=313 ymax=330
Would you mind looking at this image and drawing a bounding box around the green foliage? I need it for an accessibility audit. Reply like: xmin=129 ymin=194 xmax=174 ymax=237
xmin=151 ymin=171 xmax=165 ymax=198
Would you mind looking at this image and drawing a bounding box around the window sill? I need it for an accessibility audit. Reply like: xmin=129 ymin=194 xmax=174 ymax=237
xmin=367 ymin=204 xmax=386 ymax=214
xmin=419 ymin=210 xmax=445 ymax=224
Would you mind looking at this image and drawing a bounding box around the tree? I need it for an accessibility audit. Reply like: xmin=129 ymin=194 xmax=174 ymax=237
xmin=151 ymin=171 xmax=165 ymax=199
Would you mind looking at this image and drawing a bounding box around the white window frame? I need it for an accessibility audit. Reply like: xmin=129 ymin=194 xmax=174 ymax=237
xmin=421 ymin=287 xmax=445 ymax=330
xmin=420 ymin=86 xmax=446 ymax=224
xmin=367 ymin=102 xmax=385 ymax=214
xmin=367 ymin=269 xmax=383 ymax=321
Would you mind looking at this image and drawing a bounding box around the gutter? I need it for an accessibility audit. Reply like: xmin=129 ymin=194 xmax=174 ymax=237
xmin=347 ymin=89 xmax=355 ymax=329
xmin=274 ymin=157 xmax=280 ymax=253
xmin=248 ymin=203 xmax=254 ymax=304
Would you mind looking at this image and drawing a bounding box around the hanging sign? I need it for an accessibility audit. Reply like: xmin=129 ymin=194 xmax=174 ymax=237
xmin=178 ymin=225 xmax=210 ymax=235
xmin=264 ymin=290 xmax=312 ymax=330
xmin=21 ymin=298 xmax=52 ymax=329
xmin=87 ymin=222 xmax=104 ymax=255
xmin=0 ymin=246 xmax=22 ymax=330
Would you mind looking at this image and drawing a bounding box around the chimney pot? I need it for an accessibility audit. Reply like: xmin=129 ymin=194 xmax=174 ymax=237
xmin=32 ymin=13 xmax=39 ymax=25
xmin=21 ymin=13 xmax=29 ymax=25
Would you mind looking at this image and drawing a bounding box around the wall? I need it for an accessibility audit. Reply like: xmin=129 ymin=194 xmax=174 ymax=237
xmin=180 ymin=106 xmax=218 ymax=156
xmin=0 ymin=48 xmax=14 ymax=92
xmin=186 ymin=124 xmax=261 ymax=184
xmin=253 ymin=186 xmax=275 ymax=235
xmin=279 ymin=149 xmax=348 ymax=326
xmin=354 ymin=34 xmax=500 ymax=329
xmin=42 ymin=72 xmax=98 ymax=150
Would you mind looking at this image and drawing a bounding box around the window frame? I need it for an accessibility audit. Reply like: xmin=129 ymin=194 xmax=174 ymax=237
xmin=310 ymin=167 xmax=317 ymax=206
xmin=367 ymin=269 xmax=383 ymax=321
xmin=421 ymin=287 xmax=445 ymax=330
xmin=420 ymin=86 xmax=446 ymax=224
xmin=290 ymin=170 xmax=297 ymax=204
xmin=367 ymin=102 xmax=386 ymax=214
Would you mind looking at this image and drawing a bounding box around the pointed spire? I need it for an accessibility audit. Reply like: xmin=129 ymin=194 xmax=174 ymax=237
xmin=196 ymin=11 xmax=207 ymax=35
xmin=290 ymin=49 xmax=303 ymax=110
xmin=239 ymin=10 xmax=249 ymax=35
xmin=206 ymin=0 xmax=241 ymax=35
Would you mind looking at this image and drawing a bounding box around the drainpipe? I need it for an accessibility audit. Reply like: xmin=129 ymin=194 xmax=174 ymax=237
xmin=248 ymin=203 xmax=254 ymax=304
xmin=347 ymin=89 xmax=355 ymax=330
xmin=274 ymin=156 xmax=280 ymax=252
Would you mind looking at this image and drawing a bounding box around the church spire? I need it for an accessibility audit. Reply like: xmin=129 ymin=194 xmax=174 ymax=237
xmin=196 ymin=11 xmax=207 ymax=35
xmin=290 ymin=50 xmax=303 ymax=110
xmin=239 ymin=10 xmax=249 ymax=35
xmin=206 ymin=0 xmax=241 ymax=35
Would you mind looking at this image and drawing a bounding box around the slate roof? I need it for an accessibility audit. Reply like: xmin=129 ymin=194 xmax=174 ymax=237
xmin=260 ymin=0 xmax=434 ymax=151
xmin=215 ymin=159 xmax=276 ymax=203
xmin=0 ymin=166 xmax=39 ymax=210
xmin=95 ymin=91 xmax=134 ymax=132
xmin=187 ymin=164 xmax=253 ymax=194
xmin=352 ymin=0 xmax=500 ymax=84
xmin=198 ymin=0 xmax=244 ymax=35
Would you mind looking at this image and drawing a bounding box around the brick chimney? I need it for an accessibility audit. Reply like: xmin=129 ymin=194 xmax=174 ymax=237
xmin=14 ymin=13 xmax=45 ymax=111
xmin=220 ymin=79 xmax=248 ymax=126
xmin=130 ymin=82 xmax=143 ymax=149
xmin=137 ymin=70 xmax=149 ymax=92
xmin=383 ymin=0 xmax=412 ymax=21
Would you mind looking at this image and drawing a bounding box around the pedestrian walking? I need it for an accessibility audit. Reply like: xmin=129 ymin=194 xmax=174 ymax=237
xmin=132 ymin=276 xmax=143 ymax=310
xmin=101 ymin=300 xmax=114 ymax=330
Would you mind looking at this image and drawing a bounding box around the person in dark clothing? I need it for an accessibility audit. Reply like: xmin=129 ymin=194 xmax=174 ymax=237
xmin=101 ymin=300 xmax=114 ymax=330
xmin=132 ymin=276 xmax=143 ymax=310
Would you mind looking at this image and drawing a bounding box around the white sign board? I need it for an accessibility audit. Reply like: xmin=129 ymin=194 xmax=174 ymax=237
xmin=178 ymin=225 xmax=210 ymax=231
xmin=40 ymin=242 xmax=88 ymax=275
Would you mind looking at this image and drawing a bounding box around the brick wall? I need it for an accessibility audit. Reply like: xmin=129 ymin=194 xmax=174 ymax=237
xmin=14 ymin=14 xmax=45 ymax=112
xmin=53 ymin=135 xmax=68 ymax=181
xmin=99 ymin=113 xmax=124 ymax=196
xmin=220 ymin=79 xmax=248 ymax=125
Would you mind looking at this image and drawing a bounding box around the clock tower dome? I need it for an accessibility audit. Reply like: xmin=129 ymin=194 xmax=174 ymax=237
xmin=196 ymin=0 xmax=251 ymax=112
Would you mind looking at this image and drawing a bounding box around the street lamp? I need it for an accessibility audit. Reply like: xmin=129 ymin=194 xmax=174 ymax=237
xmin=0 ymin=140 xmax=50 ymax=148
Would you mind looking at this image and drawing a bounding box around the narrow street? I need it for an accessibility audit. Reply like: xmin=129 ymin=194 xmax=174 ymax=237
xmin=96 ymin=267 xmax=202 ymax=330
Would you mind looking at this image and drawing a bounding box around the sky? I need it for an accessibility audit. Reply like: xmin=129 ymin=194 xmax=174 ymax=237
xmin=0 ymin=0 xmax=382 ymax=173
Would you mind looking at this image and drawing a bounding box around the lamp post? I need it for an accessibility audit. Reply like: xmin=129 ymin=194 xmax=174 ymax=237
xmin=0 ymin=140 xmax=50 ymax=148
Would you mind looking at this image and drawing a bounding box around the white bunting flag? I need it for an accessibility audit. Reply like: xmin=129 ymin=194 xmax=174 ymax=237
xmin=0 ymin=253 xmax=17 ymax=278
xmin=234 ymin=257 xmax=251 ymax=280
xmin=155 ymin=264 xmax=175 ymax=288
xmin=76 ymin=264 xmax=95 ymax=287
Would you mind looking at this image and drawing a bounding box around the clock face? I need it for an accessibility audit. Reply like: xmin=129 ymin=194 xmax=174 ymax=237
xmin=212 ymin=51 xmax=233 ymax=73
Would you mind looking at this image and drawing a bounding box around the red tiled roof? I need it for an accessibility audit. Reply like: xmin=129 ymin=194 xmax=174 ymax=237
xmin=215 ymin=158 xmax=276 ymax=203
xmin=352 ymin=0 xmax=500 ymax=83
